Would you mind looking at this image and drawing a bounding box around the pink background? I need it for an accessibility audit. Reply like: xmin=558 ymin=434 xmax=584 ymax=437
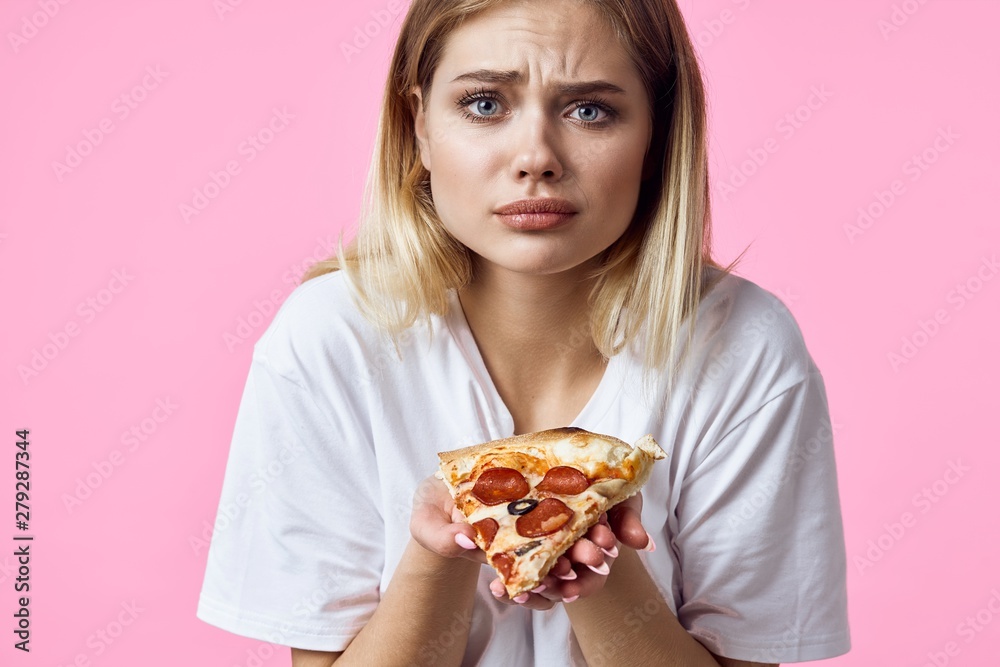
xmin=3 ymin=1 xmax=998 ymax=665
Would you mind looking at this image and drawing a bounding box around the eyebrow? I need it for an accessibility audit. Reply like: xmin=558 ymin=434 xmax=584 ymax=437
xmin=449 ymin=69 xmax=627 ymax=96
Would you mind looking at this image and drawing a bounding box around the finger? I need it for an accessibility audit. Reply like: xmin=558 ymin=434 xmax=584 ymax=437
xmin=584 ymin=522 xmax=617 ymax=553
xmin=489 ymin=577 xmax=508 ymax=600
xmin=548 ymin=556 xmax=573 ymax=579
xmin=446 ymin=525 xmax=490 ymax=561
xmin=412 ymin=475 xmax=455 ymax=515
xmin=489 ymin=577 xmax=556 ymax=610
xmin=566 ymin=538 xmax=608 ymax=573
xmin=518 ymin=593 xmax=557 ymax=610
xmin=539 ymin=574 xmax=583 ymax=602
xmin=608 ymin=500 xmax=648 ymax=550
xmin=510 ymin=586 xmax=557 ymax=610
xmin=411 ymin=500 xmax=485 ymax=562
xmin=539 ymin=558 xmax=579 ymax=600
xmin=560 ymin=566 xmax=608 ymax=601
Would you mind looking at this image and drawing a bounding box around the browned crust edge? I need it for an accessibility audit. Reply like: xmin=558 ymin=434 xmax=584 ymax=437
xmin=437 ymin=427 xmax=629 ymax=467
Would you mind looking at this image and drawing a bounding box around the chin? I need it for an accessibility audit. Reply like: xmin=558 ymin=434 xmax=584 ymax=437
xmin=472 ymin=250 xmax=599 ymax=278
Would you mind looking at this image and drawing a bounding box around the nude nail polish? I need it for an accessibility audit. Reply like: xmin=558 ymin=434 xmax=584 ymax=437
xmin=643 ymin=531 xmax=657 ymax=552
xmin=555 ymin=569 xmax=577 ymax=581
xmin=513 ymin=593 xmax=530 ymax=604
xmin=563 ymin=595 xmax=579 ymax=604
xmin=454 ymin=533 xmax=477 ymax=550
xmin=587 ymin=561 xmax=610 ymax=576
xmin=531 ymin=585 xmax=547 ymax=594
xmin=600 ymin=545 xmax=619 ymax=558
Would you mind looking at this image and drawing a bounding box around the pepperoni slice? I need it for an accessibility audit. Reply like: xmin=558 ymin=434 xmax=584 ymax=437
xmin=473 ymin=518 xmax=499 ymax=549
xmin=515 ymin=498 xmax=574 ymax=538
xmin=535 ymin=466 xmax=590 ymax=495
xmin=491 ymin=552 xmax=514 ymax=581
xmin=471 ymin=468 xmax=530 ymax=505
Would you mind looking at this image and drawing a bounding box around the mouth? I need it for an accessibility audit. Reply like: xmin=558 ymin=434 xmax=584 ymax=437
xmin=494 ymin=198 xmax=578 ymax=231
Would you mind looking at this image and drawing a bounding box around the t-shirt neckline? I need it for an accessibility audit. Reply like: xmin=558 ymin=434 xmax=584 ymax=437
xmin=444 ymin=289 xmax=623 ymax=437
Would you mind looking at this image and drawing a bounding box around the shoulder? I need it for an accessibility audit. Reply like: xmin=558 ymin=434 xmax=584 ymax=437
xmin=250 ymin=270 xmax=409 ymax=387
xmin=700 ymin=269 xmax=811 ymax=362
xmin=681 ymin=268 xmax=819 ymax=402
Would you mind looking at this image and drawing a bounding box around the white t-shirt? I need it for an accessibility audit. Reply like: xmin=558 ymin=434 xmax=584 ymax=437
xmin=196 ymin=267 xmax=851 ymax=664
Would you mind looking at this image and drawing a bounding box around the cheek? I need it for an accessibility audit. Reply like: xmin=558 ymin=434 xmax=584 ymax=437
xmin=428 ymin=140 xmax=503 ymax=225
xmin=580 ymin=142 xmax=646 ymax=220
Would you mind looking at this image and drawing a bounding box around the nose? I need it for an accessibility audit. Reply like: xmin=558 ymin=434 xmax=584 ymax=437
xmin=509 ymin=107 xmax=564 ymax=182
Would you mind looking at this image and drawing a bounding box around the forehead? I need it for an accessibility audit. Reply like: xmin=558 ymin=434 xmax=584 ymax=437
xmin=434 ymin=1 xmax=640 ymax=91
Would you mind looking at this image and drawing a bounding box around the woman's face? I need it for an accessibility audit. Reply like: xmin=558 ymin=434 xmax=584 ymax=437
xmin=412 ymin=0 xmax=653 ymax=280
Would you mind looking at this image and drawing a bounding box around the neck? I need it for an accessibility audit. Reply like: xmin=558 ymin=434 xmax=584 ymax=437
xmin=457 ymin=259 xmax=603 ymax=364
xmin=456 ymin=258 xmax=612 ymax=434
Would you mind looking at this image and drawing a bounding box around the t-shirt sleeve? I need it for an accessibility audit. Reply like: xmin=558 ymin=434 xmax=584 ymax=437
xmin=195 ymin=355 xmax=384 ymax=652
xmin=672 ymin=369 xmax=851 ymax=663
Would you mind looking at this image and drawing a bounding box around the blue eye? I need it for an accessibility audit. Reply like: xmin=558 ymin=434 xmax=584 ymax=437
xmin=471 ymin=98 xmax=500 ymax=117
xmin=573 ymin=104 xmax=603 ymax=123
xmin=454 ymin=86 xmax=618 ymax=127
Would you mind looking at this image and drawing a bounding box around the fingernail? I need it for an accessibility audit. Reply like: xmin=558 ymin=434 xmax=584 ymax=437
xmin=531 ymin=585 xmax=547 ymax=594
xmin=563 ymin=595 xmax=579 ymax=604
xmin=556 ymin=569 xmax=577 ymax=581
xmin=600 ymin=545 xmax=619 ymax=558
xmin=513 ymin=593 xmax=530 ymax=604
xmin=491 ymin=586 xmax=504 ymax=599
xmin=455 ymin=533 xmax=477 ymax=550
xmin=587 ymin=561 xmax=610 ymax=576
xmin=643 ymin=531 xmax=656 ymax=552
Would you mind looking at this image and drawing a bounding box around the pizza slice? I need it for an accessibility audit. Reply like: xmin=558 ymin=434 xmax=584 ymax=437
xmin=436 ymin=427 xmax=667 ymax=598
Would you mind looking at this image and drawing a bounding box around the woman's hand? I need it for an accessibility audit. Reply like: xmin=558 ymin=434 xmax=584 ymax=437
xmin=488 ymin=492 xmax=653 ymax=610
xmin=409 ymin=474 xmax=488 ymax=564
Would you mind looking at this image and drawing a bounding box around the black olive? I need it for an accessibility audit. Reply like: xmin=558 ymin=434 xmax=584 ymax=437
xmin=507 ymin=499 xmax=538 ymax=515
xmin=514 ymin=540 xmax=542 ymax=556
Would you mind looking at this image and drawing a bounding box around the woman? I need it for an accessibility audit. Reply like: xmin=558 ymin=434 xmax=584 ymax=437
xmin=196 ymin=0 xmax=851 ymax=665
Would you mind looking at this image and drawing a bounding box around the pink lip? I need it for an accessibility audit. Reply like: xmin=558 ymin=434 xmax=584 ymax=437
xmin=494 ymin=197 xmax=577 ymax=231
xmin=495 ymin=211 xmax=576 ymax=230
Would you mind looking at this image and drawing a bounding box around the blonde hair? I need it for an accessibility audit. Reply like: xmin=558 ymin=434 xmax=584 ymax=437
xmin=304 ymin=0 xmax=741 ymax=386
